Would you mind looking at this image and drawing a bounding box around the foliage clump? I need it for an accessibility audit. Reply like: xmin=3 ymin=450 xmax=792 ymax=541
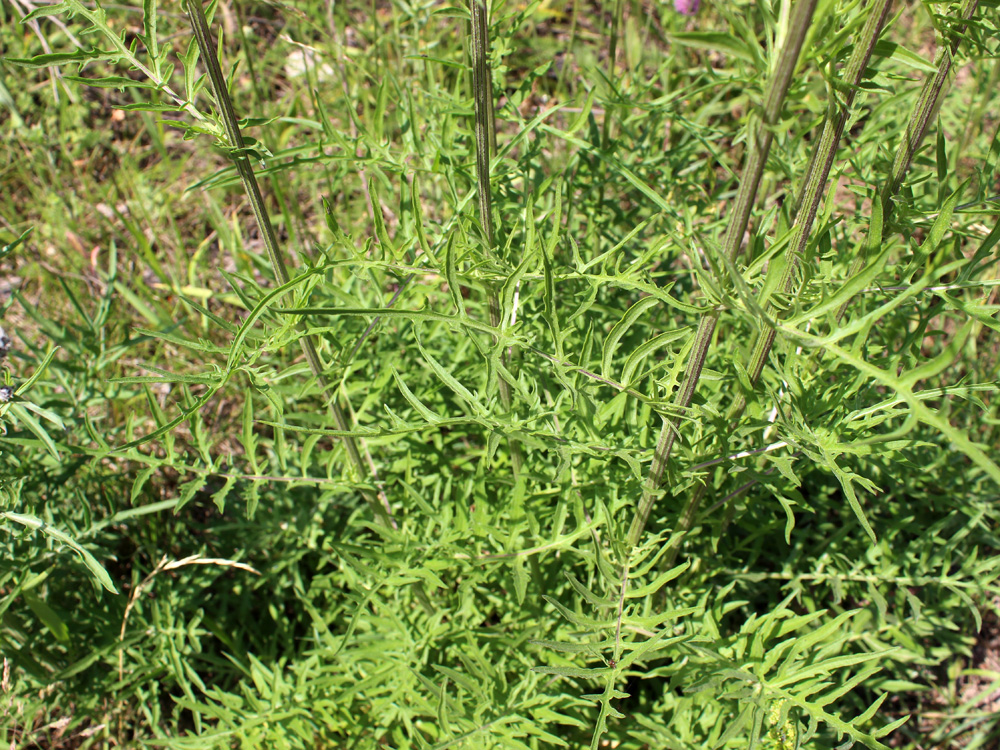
xmin=0 ymin=0 xmax=999 ymax=747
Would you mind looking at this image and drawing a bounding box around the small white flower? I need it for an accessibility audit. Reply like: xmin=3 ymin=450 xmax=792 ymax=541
xmin=0 ymin=385 xmax=13 ymax=403
xmin=0 ymin=327 xmax=10 ymax=359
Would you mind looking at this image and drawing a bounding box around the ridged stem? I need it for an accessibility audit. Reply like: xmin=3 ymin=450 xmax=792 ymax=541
xmin=666 ymin=0 xmax=978 ymax=566
xmin=184 ymin=0 xmax=393 ymax=527
xmin=596 ymin=0 xmax=624 ymax=208
xmin=727 ymin=0 xmax=895 ymax=423
xmin=600 ymin=0 xmax=624 ymax=153
xmin=627 ymin=0 xmax=818 ymax=548
xmin=678 ymin=0 xmax=912 ymax=567
xmin=470 ymin=0 xmax=523 ymax=473
xmin=835 ymin=0 xmax=980 ymax=321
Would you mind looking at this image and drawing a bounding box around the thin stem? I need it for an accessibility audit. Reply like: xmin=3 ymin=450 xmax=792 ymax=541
xmin=555 ymin=0 xmax=581 ymax=93
xmin=184 ymin=0 xmax=393 ymax=527
xmin=688 ymin=0 xmax=896 ymax=557
xmin=470 ymin=0 xmax=523 ymax=473
xmin=596 ymin=0 xmax=625 ymax=211
xmin=728 ymin=0 xmax=895 ymax=423
xmin=886 ymin=0 xmax=979 ymax=201
xmin=54 ymin=0 xmax=203 ymax=121
xmin=835 ymin=0 xmax=981 ymax=321
xmin=627 ymin=0 xmax=818 ymax=548
xmin=600 ymin=0 xmax=624 ymax=153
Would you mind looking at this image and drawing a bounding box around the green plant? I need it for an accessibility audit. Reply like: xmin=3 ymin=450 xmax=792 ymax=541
xmin=1 ymin=0 xmax=998 ymax=747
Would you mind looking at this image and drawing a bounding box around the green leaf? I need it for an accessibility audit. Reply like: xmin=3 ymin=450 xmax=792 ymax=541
xmin=211 ymin=475 xmax=237 ymax=513
xmin=175 ymin=476 xmax=207 ymax=513
xmin=626 ymin=561 xmax=690 ymax=599
xmin=621 ymin=328 xmax=689 ymax=386
xmin=131 ymin=466 xmax=157 ymax=502
xmin=601 ymin=296 xmax=659 ymax=379
xmin=870 ymin=40 xmax=938 ymax=73
xmin=899 ymin=318 xmax=973 ymax=389
xmin=542 ymin=595 xmax=613 ymax=629
xmin=667 ymin=32 xmax=754 ymax=62
xmin=6 ymin=404 xmax=61 ymax=460
xmin=0 ymin=512 xmax=118 ymax=594
xmin=63 ymin=75 xmax=157 ymax=90
xmin=23 ymin=590 xmax=70 ymax=642
xmin=391 ymin=365 xmax=444 ymax=423
xmin=511 ymin=558 xmax=528 ymax=605
xmin=21 ymin=2 xmax=71 ymax=21
xmin=5 ymin=49 xmax=116 ymax=69
xmin=242 ymin=396 xmax=260 ymax=474
xmin=369 ymin=180 xmax=397 ymax=259
xmin=807 ymin=336 xmax=1000 ymax=485
xmin=414 ymin=331 xmax=486 ymax=416
xmin=0 ymin=228 xmax=32 ymax=261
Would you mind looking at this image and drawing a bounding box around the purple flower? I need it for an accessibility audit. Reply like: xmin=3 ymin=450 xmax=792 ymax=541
xmin=674 ymin=0 xmax=700 ymax=15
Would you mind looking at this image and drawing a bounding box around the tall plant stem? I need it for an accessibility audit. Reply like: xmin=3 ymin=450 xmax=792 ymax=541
xmin=596 ymin=0 xmax=625 ymax=209
xmin=184 ymin=0 xmax=393 ymax=527
xmin=663 ymin=0 xmax=895 ymax=563
xmin=688 ymin=0 xmax=985 ymax=562
xmin=688 ymin=0 xmax=979 ymax=567
xmin=470 ymin=0 xmax=523 ymax=473
xmin=727 ymin=0 xmax=895 ymax=424
xmin=600 ymin=0 xmax=624 ymax=153
xmin=626 ymin=0 xmax=817 ymax=549
xmin=835 ymin=0 xmax=980 ymax=322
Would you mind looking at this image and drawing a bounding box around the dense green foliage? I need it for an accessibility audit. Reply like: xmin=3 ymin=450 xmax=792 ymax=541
xmin=1 ymin=0 xmax=999 ymax=746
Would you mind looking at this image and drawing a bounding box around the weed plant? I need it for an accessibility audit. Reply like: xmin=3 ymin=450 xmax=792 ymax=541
xmin=1 ymin=0 xmax=999 ymax=747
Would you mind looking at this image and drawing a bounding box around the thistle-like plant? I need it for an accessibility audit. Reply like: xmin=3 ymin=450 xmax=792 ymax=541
xmin=9 ymin=0 xmax=394 ymax=525
xmin=2 ymin=0 xmax=999 ymax=746
xmin=182 ymin=0 xmax=393 ymax=525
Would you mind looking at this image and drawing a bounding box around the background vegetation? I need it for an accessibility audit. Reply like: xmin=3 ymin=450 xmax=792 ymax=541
xmin=1 ymin=0 xmax=999 ymax=746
